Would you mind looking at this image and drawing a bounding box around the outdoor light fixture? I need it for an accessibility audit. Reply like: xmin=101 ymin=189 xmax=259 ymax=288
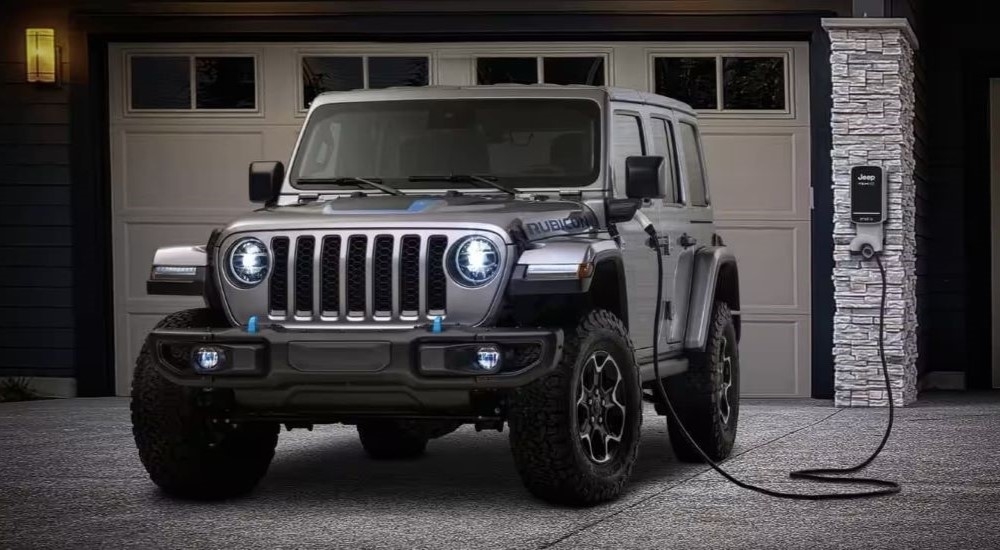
xmin=25 ymin=28 xmax=57 ymax=84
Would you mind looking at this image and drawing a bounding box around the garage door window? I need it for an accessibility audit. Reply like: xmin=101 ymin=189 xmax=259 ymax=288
xmin=368 ymin=57 xmax=429 ymax=89
xmin=195 ymin=57 xmax=256 ymax=109
xmin=477 ymin=56 xmax=606 ymax=86
xmin=302 ymin=55 xmax=430 ymax=108
xmin=130 ymin=56 xmax=190 ymax=109
xmin=477 ymin=57 xmax=538 ymax=85
xmin=722 ymin=57 xmax=786 ymax=110
xmin=653 ymin=57 xmax=717 ymax=110
xmin=128 ymin=55 xmax=257 ymax=111
xmin=302 ymin=57 xmax=364 ymax=101
xmin=653 ymin=54 xmax=788 ymax=113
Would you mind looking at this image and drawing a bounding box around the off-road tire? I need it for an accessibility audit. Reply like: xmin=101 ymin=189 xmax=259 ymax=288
xmin=665 ymin=301 xmax=740 ymax=463
xmin=357 ymin=420 xmax=429 ymax=459
xmin=131 ymin=308 xmax=279 ymax=499
xmin=508 ymin=309 xmax=642 ymax=506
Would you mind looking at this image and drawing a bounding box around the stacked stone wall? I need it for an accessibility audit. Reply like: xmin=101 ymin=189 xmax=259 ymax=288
xmin=824 ymin=19 xmax=919 ymax=406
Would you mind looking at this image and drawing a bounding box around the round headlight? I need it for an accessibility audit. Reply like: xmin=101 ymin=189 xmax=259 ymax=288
xmin=449 ymin=236 xmax=501 ymax=287
xmin=227 ymin=237 xmax=270 ymax=287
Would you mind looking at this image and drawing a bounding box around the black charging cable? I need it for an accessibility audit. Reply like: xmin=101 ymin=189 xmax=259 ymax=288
xmin=644 ymin=224 xmax=900 ymax=499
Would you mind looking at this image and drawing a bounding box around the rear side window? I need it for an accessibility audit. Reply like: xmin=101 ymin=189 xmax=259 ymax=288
xmin=651 ymin=118 xmax=681 ymax=204
xmin=612 ymin=113 xmax=645 ymax=195
xmin=679 ymin=122 xmax=708 ymax=206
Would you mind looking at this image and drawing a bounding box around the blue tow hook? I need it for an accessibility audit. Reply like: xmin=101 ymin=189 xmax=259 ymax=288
xmin=431 ymin=316 xmax=443 ymax=334
xmin=247 ymin=315 xmax=258 ymax=334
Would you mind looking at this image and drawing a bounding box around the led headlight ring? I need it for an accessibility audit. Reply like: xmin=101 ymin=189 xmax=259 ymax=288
xmin=227 ymin=237 xmax=270 ymax=287
xmin=449 ymin=236 xmax=501 ymax=287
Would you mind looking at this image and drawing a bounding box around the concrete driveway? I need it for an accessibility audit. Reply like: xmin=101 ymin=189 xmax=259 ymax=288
xmin=1 ymin=394 xmax=998 ymax=549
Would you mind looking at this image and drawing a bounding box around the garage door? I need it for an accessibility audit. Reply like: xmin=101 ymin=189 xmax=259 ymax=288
xmin=108 ymin=42 xmax=810 ymax=397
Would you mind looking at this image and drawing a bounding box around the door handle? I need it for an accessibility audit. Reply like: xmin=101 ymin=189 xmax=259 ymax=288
xmin=678 ymin=233 xmax=697 ymax=248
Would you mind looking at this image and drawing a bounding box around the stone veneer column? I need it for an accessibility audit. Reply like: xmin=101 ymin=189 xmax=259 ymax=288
xmin=822 ymin=18 xmax=919 ymax=407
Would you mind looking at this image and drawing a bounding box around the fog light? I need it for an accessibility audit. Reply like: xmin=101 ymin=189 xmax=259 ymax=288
xmin=476 ymin=346 xmax=501 ymax=372
xmin=192 ymin=346 xmax=225 ymax=372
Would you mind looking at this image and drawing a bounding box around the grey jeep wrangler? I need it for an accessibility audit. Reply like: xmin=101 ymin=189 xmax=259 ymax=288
xmin=132 ymin=85 xmax=741 ymax=506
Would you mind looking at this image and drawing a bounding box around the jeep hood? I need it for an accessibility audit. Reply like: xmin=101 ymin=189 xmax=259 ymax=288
xmin=223 ymin=195 xmax=601 ymax=243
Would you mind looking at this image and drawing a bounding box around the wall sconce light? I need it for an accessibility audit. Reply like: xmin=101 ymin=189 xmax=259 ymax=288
xmin=25 ymin=28 xmax=58 ymax=85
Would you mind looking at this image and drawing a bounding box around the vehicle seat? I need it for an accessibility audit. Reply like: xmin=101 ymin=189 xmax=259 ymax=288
xmin=399 ymin=131 xmax=491 ymax=175
xmin=550 ymin=132 xmax=590 ymax=174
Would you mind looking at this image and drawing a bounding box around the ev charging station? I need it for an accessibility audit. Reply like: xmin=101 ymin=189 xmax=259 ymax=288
xmin=849 ymin=166 xmax=887 ymax=258
xmin=642 ymin=161 xmax=900 ymax=500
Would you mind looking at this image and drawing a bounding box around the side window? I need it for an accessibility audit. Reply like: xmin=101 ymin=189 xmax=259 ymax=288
xmin=679 ymin=122 xmax=708 ymax=206
xmin=651 ymin=118 xmax=681 ymax=204
xmin=612 ymin=113 xmax=645 ymax=195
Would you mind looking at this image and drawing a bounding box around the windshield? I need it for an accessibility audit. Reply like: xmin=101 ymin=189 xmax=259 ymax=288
xmin=290 ymin=98 xmax=601 ymax=190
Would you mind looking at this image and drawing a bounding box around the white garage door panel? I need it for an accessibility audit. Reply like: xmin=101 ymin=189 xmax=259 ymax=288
xmin=702 ymin=129 xmax=810 ymax=219
xmin=716 ymin=223 xmax=810 ymax=313
xmin=699 ymin=115 xmax=811 ymax=396
xmin=738 ymin=316 xmax=810 ymax=397
xmin=109 ymin=41 xmax=812 ymax=396
xmin=121 ymin=131 xmax=262 ymax=210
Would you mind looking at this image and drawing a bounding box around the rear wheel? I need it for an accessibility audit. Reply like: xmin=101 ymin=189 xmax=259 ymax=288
xmin=665 ymin=301 xmax=740 ymax=462
xmin=357 ymin=420 xmax=429 ymax=459
xmin=508 ymin=309 xmax=642 ymax=506
xmin=131 ymin=309 xmax=279 ymax=499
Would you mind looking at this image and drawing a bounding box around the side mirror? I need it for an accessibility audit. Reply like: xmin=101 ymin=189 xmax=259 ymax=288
xmin=624 ymin=156 xmax=663 ymax=200
xmin=249 ymin=161 xmax=284 ymax=204
xmin=605 ymin=198 xmax=641 ymax=224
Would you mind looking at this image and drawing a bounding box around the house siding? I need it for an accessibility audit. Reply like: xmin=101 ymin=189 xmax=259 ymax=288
xmin=889 ymin=0 xmax=931 ymax=380
xmin=919 ymin=1 xmax=999 ymax=388
xmin=0 ymin=9 xmax=75 ymax=379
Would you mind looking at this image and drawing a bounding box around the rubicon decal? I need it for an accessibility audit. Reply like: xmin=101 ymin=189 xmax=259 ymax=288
xmin=523 ymin=214 xmax=596 ymax=239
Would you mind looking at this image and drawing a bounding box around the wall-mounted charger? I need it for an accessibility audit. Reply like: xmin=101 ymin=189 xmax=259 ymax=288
xmin=849 ymin=166 xmax=887 ymax=258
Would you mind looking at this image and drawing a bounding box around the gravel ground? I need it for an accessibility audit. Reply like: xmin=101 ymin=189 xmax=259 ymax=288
xmin=1 ymin=393 xmax=998 ymax=549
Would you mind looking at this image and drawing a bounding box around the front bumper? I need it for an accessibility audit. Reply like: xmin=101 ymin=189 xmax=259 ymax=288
xmin=147 ymin=325 xmax=562 ymax=416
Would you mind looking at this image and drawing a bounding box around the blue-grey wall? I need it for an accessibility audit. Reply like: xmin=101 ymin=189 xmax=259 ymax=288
xmin=0 ymin=9 xmax=75 ymax=380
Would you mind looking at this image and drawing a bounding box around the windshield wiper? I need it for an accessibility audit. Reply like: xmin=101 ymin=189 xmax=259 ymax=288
xmin=407 ymin=174 xmax=517 ymax=196
xmin=296 ymin=176 xmax=403 ymax=196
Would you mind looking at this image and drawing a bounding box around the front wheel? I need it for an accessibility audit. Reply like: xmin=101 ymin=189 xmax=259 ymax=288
xmin=665 ymin=301 xmax=740 ymax=463
xmin=131 ymin=309 xmax=279 ymax=499
xmin=508 ymin=309 xmax=642 ymax=506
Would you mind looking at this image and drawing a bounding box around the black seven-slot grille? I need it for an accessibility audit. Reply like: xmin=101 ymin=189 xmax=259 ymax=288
xmin=294 ymin=236 xmax=315 ymax=315
xmin=268 ymin=237 xmax=289 ymax=313
xmin=268 ymin=233 xmax=449 ymax=321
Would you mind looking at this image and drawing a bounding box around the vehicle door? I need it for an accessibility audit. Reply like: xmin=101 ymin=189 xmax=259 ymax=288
xmin=610 ymin=108 xmax=659 ymax=352
xmin=666 ymin=113 xmax=716 ymax=345
xmin=647 ymin=112 xmax=685 ymax=353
